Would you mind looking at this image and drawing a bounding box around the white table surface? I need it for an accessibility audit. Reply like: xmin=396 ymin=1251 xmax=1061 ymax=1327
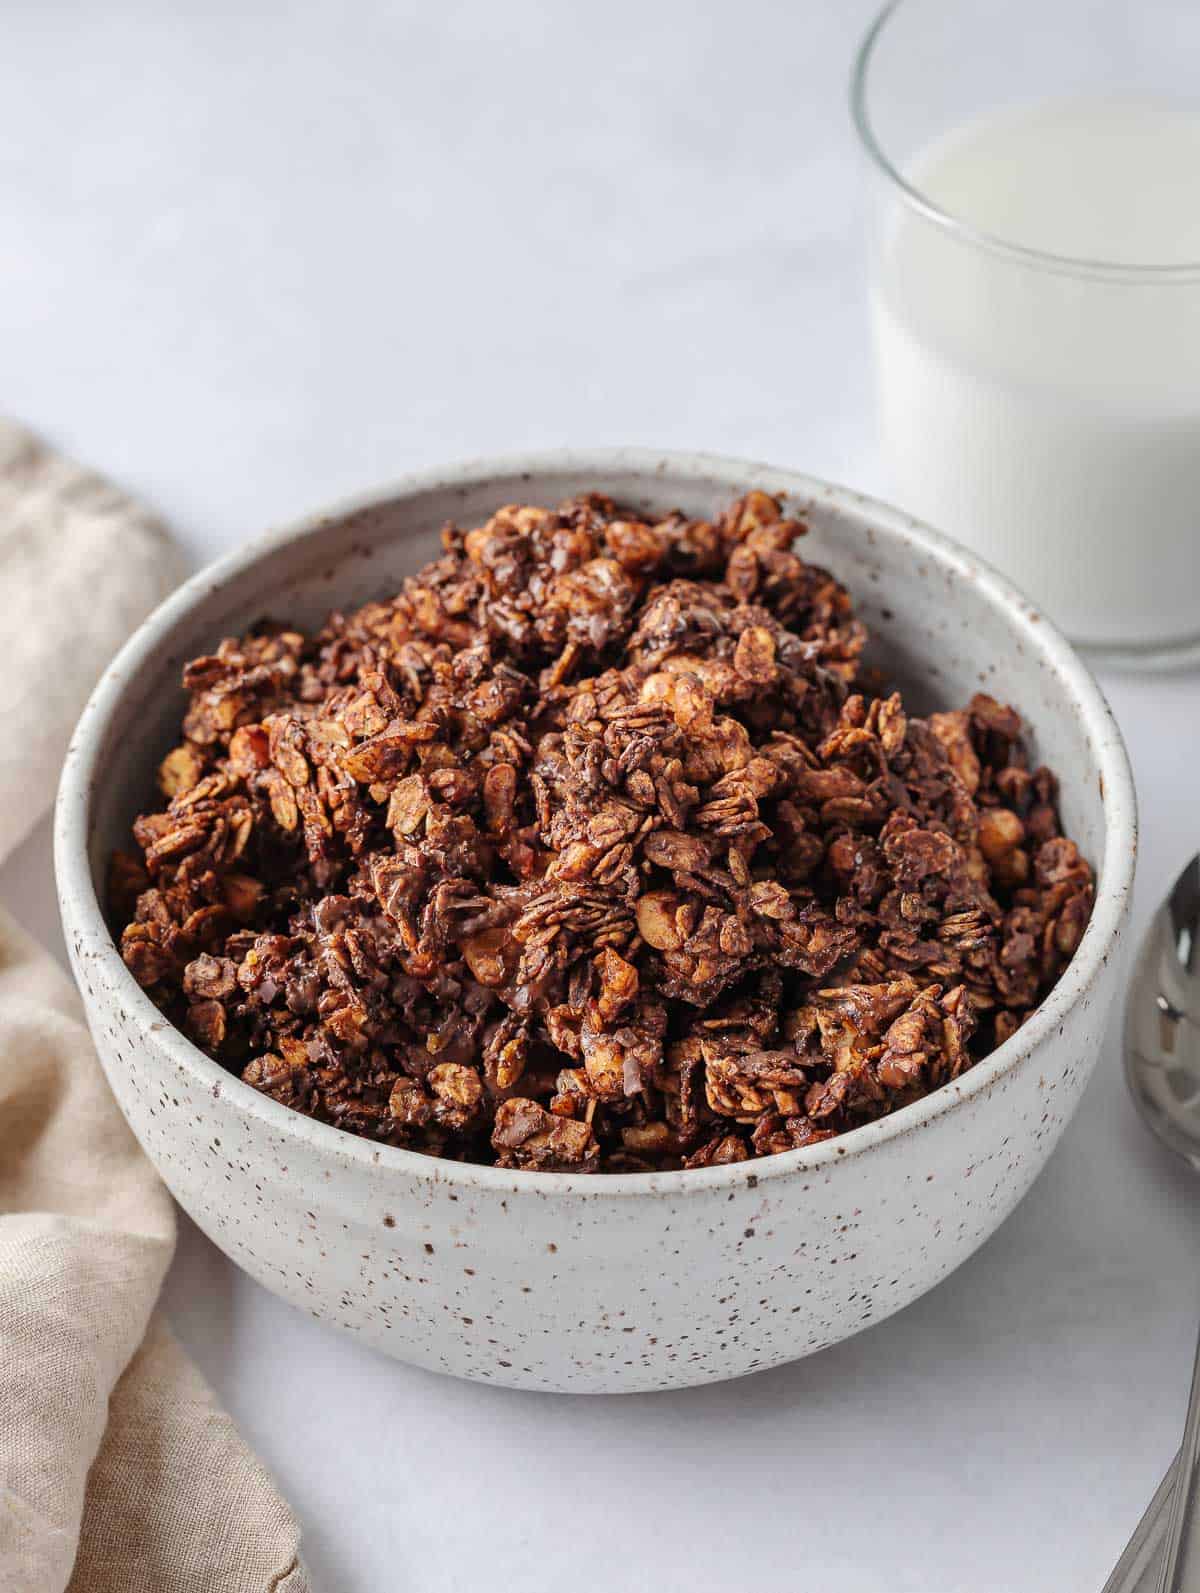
xmin=2 ymin=3 xmax=1197 ymax=1588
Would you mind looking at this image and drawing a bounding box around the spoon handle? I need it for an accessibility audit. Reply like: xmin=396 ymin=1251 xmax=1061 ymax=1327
xmin=1160 ymin=1320 xmax=1200 ymax=1593
xmin=1104 ymin=1455 xmax=1178 ymax=1592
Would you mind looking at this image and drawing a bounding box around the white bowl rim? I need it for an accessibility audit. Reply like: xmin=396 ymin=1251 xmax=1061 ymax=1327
xmin=55 ymin=447 xmax=1137 ymax=1200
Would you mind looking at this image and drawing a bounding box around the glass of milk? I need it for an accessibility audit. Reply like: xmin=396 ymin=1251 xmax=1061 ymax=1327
xmin=853 ymin=0 xmax=1200 ymax=668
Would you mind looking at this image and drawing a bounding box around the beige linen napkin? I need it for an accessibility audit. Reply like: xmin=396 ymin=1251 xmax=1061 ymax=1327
xmin=0 ymin=421 xmax=308 ymax=1593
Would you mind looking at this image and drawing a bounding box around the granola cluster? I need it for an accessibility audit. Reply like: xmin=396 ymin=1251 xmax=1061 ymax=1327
xmin=113 ymin=491 xmax=1094 ymax=1173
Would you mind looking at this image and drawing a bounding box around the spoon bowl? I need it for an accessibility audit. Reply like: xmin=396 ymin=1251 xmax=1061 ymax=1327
xmin=1125 ymin=856 xmax=1200 ymax=1173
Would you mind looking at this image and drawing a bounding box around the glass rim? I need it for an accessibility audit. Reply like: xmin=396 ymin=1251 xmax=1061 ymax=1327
xmin=850 ymin=0 xmax=1200 ymax=284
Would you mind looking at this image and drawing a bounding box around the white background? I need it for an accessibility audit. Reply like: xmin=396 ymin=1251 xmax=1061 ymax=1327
xmin=2 ymin=3 xmax=1197 ymax=1589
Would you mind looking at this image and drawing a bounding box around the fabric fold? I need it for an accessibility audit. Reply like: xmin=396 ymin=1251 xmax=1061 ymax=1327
xmin=0 ymin=419 xmax=307 ymax=1593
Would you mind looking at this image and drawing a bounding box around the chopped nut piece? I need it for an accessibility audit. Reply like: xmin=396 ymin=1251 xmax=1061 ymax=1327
xmin=977 ymin=807 xmax=1025 ymax=863
xmin=182 ymin=953 xmax=237 ymax=1001
xmin=460 ymin=928 xmax=512 ymax=988
xmin=636 ymin=892 xmax=684 ymax=952
xmin=492 ymin=1098 xmax=600 ymax=1172
xmin=428 ymin=1063 xmax=485 ymax=1129
xmin=157 ymin=745 xmax=206 ymax=798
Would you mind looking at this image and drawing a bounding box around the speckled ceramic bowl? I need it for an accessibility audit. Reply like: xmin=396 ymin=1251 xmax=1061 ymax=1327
xmin=55 ymin=450 xmax=1136 ymax=1393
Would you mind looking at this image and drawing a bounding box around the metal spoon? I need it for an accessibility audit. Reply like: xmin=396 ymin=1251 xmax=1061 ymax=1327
xmin=1105 ymin=856 xmax=1200 ymax=1592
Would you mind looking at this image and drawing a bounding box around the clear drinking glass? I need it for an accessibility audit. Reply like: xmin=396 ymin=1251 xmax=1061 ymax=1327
xmin=853 ymin=0 xmax=1200 ymax=669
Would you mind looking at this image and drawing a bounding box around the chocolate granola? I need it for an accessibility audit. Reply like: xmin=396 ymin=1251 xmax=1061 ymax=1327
xmin=113 ymin=491 xmax=1095 ymax=1172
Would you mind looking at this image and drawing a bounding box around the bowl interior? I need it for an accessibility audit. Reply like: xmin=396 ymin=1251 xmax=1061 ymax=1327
xmin=62 ymin=451 xmax=1132 ymax=1186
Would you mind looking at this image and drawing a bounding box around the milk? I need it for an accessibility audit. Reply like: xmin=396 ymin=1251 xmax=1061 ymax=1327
xmin=872 ymin=100 xmax=1200 ymax=652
